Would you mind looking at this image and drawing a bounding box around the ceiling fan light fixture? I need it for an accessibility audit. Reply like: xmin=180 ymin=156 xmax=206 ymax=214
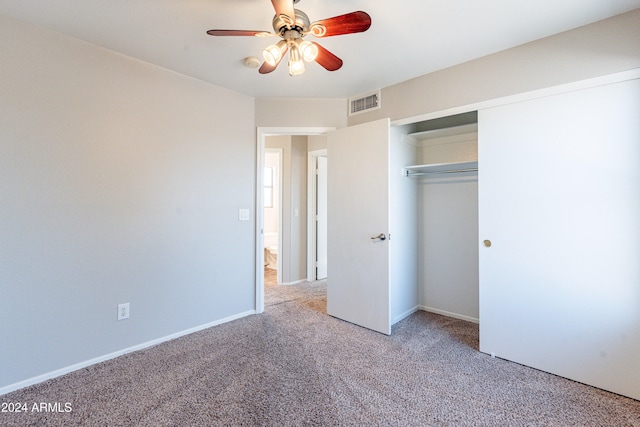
xmin=288 ymin=45 xmax=305 ymax=76
xmin=297 ymin=39 xmax=318 ymax=62
xmin=288 ymin=59 xmax=305 ymax=76
xmin=263 ymin=40 xmax=287 ymax=66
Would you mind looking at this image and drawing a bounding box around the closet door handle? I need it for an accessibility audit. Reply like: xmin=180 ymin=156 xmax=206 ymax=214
xmin=371 ymin=233 xmax=386 ymax=241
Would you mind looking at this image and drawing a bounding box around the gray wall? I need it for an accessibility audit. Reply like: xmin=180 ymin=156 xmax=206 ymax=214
xmin=290 ymin=136 xmax=308 ymax=282
xmin=0 ymin=15 xmax=256 ymax=391
xmin=256 ymin=98 xmax=347 ymax=129
xmin=307 ymin=135 xmax=328 ymax=152
xmin=349 ymin=9 xmax=640 ymax=125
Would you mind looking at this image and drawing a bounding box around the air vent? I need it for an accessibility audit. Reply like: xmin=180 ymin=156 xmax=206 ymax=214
xmin=349 ymin=91 xmax=381 ymax=116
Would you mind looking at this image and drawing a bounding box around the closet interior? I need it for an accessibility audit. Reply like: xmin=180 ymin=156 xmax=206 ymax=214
xmin=396 ymin=111 xmax=479 ymax=324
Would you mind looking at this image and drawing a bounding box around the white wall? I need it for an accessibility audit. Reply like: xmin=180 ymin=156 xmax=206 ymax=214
xmin=478 ymin=78 xmax=640 ymax=400
xmin=349 ymin=9 xmax=640 ymax=126
xmin=0 ymin=15 xmax=256 ymax=392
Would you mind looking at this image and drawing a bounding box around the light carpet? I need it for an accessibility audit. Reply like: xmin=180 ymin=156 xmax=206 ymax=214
xmin=1 ymin=280 xmax=639 ymax=426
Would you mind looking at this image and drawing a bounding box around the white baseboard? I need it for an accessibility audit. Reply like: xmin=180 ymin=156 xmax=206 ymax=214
xmin=419 ymin=306 xmax=479 ymax=324
xmin=392 ymin=306 xmax=420 ymax=324
xmin=0 ymin=309 xmax=255 ymax=396
xmin=279 ymin=279 xmax=306 ymax=286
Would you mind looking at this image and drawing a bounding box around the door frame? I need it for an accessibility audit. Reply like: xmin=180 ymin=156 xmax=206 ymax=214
xmin=255 ymin=127 xmax=335 ymax=314
xmin=306 ymin=149 xmax=327 ymax=281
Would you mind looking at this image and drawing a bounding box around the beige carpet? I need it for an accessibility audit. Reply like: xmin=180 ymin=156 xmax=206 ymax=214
xmin=2 ymin=280 xmax=639 ymax=426
xmin=264 ymin=267 xmax=277 ymax=286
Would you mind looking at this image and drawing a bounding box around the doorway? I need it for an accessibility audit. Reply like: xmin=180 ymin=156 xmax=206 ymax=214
xmin=263 ymin=149 xmax=282 ymax=286
xmin=255 ymin=127 xmax=335 ymax=314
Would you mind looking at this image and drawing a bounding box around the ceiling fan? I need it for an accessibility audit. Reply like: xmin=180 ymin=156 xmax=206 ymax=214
xmin=207 ymin=0 xmax=371 ymax=76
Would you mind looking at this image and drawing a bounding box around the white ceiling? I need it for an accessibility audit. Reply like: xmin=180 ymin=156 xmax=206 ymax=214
xmin=2 ymin=0 xmax=639 ymax=99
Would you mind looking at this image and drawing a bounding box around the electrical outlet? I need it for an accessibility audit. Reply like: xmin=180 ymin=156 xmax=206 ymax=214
xmin=117 ymin=303 xmax=130 ymax=321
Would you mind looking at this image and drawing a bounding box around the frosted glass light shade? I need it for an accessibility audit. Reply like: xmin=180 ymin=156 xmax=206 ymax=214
xmin=263 ymin=40 xmax=287 ymax=66
xmin=288 ymin=45 xmax=305 ymax=75
xmin=288 ymin=59 xmax=305 ymax=75
xmin=298 ymin=40 xmax=318 ymax=62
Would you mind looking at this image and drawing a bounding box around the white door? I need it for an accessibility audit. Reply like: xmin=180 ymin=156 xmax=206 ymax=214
xmin=479 ymin=78 xmax=640 ymax=400
xmin=327 ymin=118 xmax=391 ymax=335
xmin=316 ymin=156 xmax=328 ymax=280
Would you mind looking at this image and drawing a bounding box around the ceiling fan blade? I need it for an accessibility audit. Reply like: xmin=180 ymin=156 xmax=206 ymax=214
xmin=206 ymin=29 xmax=273 ymax=37
xmin=312 ymin=42 xmax=343 ymax=71
xmin=271 ymin=0 xmax=296 ymax=21
xmin=259 ymin=61 xmax=278 ymax=74
xmin=310 ymin=11 xmax=371 ymax=37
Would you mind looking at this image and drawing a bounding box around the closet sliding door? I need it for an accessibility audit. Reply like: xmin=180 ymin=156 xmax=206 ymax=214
xmin=478 ymin=78 xmax=640 ymax=400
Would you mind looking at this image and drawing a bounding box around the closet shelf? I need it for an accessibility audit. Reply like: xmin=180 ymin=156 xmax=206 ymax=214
xmin=403 ymin=160 xmax=478 ymax=177
xmin=407 ymin=123 xmax=478 ymax=141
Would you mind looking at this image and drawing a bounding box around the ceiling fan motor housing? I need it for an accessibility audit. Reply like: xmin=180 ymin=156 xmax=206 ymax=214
xmin=272 ymin=9 xmax=311 ymax=35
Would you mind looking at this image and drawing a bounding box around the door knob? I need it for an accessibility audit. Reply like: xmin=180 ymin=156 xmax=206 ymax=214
xmin=371 ymin=233 xmax=386 ymax=241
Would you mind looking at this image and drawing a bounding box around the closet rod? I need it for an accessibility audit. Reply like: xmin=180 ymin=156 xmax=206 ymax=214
xmin=404 ymin=167 xmax=478 ymax=177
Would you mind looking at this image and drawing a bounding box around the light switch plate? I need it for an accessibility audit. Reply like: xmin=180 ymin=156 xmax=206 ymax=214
xmin=238 ymin=208 xmax=250 ymax=221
